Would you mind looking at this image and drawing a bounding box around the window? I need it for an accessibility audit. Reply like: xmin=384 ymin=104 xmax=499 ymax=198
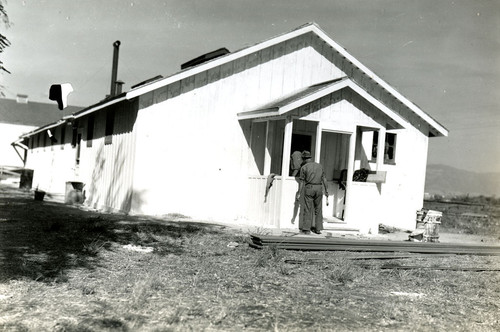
xmin=87 ymin=115 xmax=95 ymax=147
xmin=385 ymin=133 xmax=397 ymax=163
xmin=105 ymin=109 xmax=115 ymax=145
xmin=372 ymin=131 xmax=397 ymax=164
xmin=371 ymin=131 xmax=379 ymax=161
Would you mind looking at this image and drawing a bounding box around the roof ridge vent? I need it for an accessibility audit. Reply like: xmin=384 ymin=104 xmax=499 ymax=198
xmin=181 ymin=47 xmax=230 ymax=70
xmin=16 ymin=94 xmax=28 ymax=104
xmin=131 ymin=75 xmax=164 ymax=89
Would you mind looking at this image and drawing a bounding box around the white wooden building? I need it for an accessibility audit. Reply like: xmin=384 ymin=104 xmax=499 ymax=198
xmin=16 ymin=23 xmax=448 ymax=233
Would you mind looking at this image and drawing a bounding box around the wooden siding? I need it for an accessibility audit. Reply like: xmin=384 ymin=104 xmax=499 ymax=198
xmin=25 ymin=99 xmax=138 ymax=212
xmin=246 ymin=176 xmax=283 ymax=227
xmin=82 ymin=100 xmax=138 ymax=212
xmin=26 ymin=127 xmax=79 ymax=195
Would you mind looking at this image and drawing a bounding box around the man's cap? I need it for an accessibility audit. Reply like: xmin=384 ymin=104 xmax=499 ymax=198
xmin=301 ymin=151 xmax=312 ymax=159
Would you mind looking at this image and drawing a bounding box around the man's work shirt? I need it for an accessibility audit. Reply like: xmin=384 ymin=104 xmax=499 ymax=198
xmin=299 ymin=161 xmax=325 ymax=185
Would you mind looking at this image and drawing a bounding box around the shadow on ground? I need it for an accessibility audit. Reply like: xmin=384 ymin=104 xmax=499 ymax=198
xmin=0 ymin=185 xmax=225 ymax=283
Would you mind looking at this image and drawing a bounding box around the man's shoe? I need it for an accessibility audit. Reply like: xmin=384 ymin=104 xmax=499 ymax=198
xmin=311 ymin=228 xmax=322 ymax=234
xmin=300 ymin=230 xmax=311 ymax=235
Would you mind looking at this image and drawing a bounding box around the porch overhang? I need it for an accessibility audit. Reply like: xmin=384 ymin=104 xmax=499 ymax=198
xmin=237 ymin=78 xmax=408 ymax=130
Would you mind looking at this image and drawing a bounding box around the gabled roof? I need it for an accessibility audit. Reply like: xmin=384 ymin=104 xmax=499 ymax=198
xmin=0 ymin=98 xmax=82 ymax=126
xmin=125 ymin=22 xmax=448 ymax=137
xmin=19 ymin=22 xmax=448 ymax=139
xmin=237 ymin=77 xmax=407 ymax=130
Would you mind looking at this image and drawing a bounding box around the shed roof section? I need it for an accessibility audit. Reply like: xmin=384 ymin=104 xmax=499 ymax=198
xmin=0 ymin=98 xmax=82 ymax=126
xmin=237 ymin=77 xmax=407 ymax=130
xmin=252 ymin=77 xmax=347 ymax=111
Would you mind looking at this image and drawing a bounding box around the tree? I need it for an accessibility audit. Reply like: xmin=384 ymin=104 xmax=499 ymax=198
xmin=0 ymin=0 xmax=10 ymax=74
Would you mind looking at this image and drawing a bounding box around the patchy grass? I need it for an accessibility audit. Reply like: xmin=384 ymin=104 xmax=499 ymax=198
xmin=424 ymin=199 xmax=500 ymax=237
xmin=1 ymin=186 xmax=500 ymax=331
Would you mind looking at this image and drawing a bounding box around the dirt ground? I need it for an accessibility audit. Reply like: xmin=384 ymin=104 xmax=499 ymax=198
xmin=1 ymin=182 xmax=498 ymax=256
xmin=1 ymin=183 xmax=500 ymax=331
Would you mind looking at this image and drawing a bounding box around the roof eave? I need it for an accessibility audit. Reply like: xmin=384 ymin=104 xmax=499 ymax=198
xmin=237 ymin=108 xmax=280 ymax=121
xmin=19 ymin=118 xmax=67 ymax=139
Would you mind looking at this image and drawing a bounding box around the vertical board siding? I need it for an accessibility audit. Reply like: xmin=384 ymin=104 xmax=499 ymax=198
xmin=27 ymin=129 xmax=80 ymax=195
xmin=80 ymin=100 xmax=138 ymax=213
xmin=246 ymin=176 xmax=282 ymax=227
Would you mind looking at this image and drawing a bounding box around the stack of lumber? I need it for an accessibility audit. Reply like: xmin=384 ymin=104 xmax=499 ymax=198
xmin=249 ymin=234 xmax=500 ymax=255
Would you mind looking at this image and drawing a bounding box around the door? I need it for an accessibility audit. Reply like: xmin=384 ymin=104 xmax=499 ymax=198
xmin=320 ymin=131 xmax=350 ymax=220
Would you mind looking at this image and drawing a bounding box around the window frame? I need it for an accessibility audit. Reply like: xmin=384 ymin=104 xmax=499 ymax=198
xmin=371 ymin=131 xmax=397 ymax=165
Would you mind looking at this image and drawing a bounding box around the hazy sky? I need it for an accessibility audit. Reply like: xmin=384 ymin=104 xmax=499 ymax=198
xmin=1 ymin=0 xmax=499 ymax=173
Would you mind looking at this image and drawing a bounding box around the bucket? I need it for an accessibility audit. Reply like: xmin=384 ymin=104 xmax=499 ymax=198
xmin=34 ymin=190 xmax=46 ymax=201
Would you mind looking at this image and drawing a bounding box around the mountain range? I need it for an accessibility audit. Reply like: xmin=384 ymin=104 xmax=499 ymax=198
xmin=424 ymin=164 xmax=500 ymax=197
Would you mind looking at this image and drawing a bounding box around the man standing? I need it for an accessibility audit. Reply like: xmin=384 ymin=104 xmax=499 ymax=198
xmin=296 ymin=151 xmax=328 ymax=234
xmin=289 ymin=150 xmax=303 ymax=177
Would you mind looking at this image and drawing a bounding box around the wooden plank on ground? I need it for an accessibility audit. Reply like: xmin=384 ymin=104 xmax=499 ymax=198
xmin=284 ymin=253 xmax=456 ymax=264
xmin=250 ymin=234 xmax=500 ymax=250
xmin=369 ymin=265 xmax=500 ymax=272
xmin=249 ymin=234 xmax=500 ymax=255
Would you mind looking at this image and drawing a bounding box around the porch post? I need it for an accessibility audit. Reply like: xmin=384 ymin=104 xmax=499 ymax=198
xmin=376 ymin=127 xmax=386 ymax=171
xmin=314 ymin=122 xmax=322 ymax=163
xmin=342 ymin=128 xmax=357 ymax=222
xmin=264 ymin=120 xmax=274 ymax=175
xmin=279 ymin=116 xmax=293 ymax=228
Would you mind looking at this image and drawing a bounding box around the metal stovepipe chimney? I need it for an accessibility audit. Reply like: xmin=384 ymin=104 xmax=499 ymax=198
xmin=110 ymin=40 xmax=121 ymax=97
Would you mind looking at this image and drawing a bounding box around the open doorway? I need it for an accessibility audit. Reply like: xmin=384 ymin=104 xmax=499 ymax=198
xmin=320 ymin=131 xmax=350 ymax=220
xmin=291 ymin=133 xmax=312 ymax=154
xmin=289 ymin=133 xmax=312 ymax=176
